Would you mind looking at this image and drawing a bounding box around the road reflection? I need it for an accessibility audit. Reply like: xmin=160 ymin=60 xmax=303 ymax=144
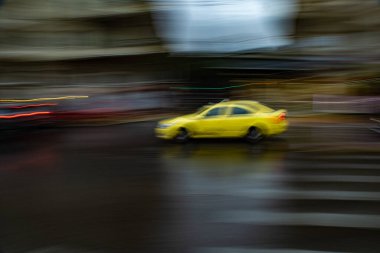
xmin=0 ymin=123 xmax=379 ymax=253
xmin=161 ymin=139 xmax=288 ymax=177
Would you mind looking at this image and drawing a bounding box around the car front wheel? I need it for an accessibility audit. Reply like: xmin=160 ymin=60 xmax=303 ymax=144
xmin=174 ymin=128 xmax=190 ymax=143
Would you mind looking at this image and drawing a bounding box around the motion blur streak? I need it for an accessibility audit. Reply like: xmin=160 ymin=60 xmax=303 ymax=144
xmin=8 ymin=103 xmax=57 ymax=109
xmin=0 ymin=111 xmax=52 ymax=119
xmin=0 ymin=96 xmax=89 ymax=103
xmin=152 ymin=0 xmax=297 ymax=53
xmin=171 ymin=83 xmax=252 ymax=90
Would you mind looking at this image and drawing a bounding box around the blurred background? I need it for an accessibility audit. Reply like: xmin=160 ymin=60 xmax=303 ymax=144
xmin=1 ymin=1 xmax=380 ymax=253
xmin=1 ymin=0 xmax=380 ymax=124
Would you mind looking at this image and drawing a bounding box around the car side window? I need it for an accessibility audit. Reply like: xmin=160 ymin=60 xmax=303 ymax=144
xmin=204 ymin=107 xmax=226 ymax=117
xmin=231 ymin=107 xmax=251 ymax=116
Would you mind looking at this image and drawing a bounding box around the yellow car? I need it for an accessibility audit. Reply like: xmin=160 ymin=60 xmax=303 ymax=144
xmin=155 ymin=100 xmax=288 ymax=143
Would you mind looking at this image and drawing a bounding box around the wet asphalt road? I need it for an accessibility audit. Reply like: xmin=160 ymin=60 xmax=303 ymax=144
xmin=0 ymin=122 xmax=380 ymax=253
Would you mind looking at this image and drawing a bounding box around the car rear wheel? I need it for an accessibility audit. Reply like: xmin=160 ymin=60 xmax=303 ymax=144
xmin=174 ymin=128 xmax=190 ymax=143
xmin=246 ymin=127 xmax=263 ymax=143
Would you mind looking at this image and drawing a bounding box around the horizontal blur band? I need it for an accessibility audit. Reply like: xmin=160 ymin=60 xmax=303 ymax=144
xmin=0 ymin=96 xmax=89 ymax=103
xmin=7 ymin=103 xmax=57 ymax=109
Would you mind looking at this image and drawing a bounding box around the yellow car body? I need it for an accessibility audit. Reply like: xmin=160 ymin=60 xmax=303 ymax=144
xmin=155 ymin=100 xmax=288 ymax=142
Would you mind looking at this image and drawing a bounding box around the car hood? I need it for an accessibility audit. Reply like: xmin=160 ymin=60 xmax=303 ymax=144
xmin=159 ymin=114 xmax=196 ymax=125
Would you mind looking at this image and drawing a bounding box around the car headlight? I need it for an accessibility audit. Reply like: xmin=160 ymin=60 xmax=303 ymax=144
xmin=157 ymin=123 xmax=175 ymax=129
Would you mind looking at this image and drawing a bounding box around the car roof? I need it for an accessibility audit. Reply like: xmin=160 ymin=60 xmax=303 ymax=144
xmin=228 ymin=100 xmax=258 ymax=105
xmin=211 ymin=100 xmax=274 ymax=112
xmin=215 ymin=100 xmax=259 ymax=106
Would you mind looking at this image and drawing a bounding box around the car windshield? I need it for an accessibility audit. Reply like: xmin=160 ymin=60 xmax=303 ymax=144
xmin=195 ymin=105 xmax=210 ymax=114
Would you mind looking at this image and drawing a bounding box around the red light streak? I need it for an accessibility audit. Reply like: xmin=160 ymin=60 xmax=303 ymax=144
xmin=0 ymin=111 xmax=52 ymax=119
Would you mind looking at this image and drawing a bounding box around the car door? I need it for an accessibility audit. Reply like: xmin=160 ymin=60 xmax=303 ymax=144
xmin=224 ymin=106 xmax=256 ymax=137
xmin=193 ymin=106 xmax=228 ymax=137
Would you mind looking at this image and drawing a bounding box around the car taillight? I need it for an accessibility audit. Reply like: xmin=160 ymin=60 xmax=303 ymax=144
xmin=278 ymin=112 xmax=286 ymax=121
xmin=273 ymin=112 xmax=286 ymax=123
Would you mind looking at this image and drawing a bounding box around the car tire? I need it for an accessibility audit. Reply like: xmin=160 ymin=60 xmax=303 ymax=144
xmin=174 ymin=128 xmax=190 ymax=143
xmin=246 ymin=127 xmax=263 ymax=143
